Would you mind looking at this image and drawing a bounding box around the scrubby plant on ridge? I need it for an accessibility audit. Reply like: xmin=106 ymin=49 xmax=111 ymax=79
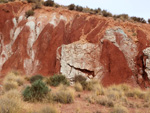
xmin=68 ymin=4 xmax=75 ymax=10
xmin=43 ymin=0 xmax=54 ymax=7
xmin=25 ymin=9 xmax=35 ymax=18
xmin=47 ymin=74 xmax=70 ymax=86
xmin=23 ymin=79 xmax=50 ymax=102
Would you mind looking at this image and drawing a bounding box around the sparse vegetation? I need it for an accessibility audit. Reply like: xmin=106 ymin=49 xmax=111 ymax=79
xmin=47 ymin=74 xmax=70 ymax=86
xmin=25 ymin=10 xmax=35 ymax=18
xmin=23 ymin=79 xmax=49 ymax=102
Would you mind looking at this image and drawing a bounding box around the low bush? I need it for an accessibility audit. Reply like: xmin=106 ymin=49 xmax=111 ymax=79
xmin=30 ymin=74 xmax=44 ymax=83
xmin=23 ymin=80 xmax=49 ymax=102
xmin=25 ymin=10 xmax=35 ymax=18
xmin=53 ymin=84 xmax=75 ymax=104
xmin=68 ymin=4 xmax=75 ymax=10
xmin=74 ymin=82 xmax=83 ymax=92
xmin=43 ymin=0 xmax=54 ymax=7
xmin=111 ymin=105 xmax=129 ymax=113
xmin=47 ymin=74 xmax=70 ymax=87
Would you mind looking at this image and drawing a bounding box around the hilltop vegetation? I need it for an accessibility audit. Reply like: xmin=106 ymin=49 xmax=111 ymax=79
xmin=0 ymin=0 xmax=150 ymax=24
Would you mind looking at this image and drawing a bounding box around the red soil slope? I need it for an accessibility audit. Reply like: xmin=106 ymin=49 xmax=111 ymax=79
xmin=0 ymin=2 xmax=150 ymax=87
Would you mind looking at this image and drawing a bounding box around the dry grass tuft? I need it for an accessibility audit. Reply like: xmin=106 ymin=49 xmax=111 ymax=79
xmin=74 ymin=82 xmax=83 ymax=92
xmin=53 ymin=84 xmax=75 ymax=104
xmin=111 ymin=105 xmax=129 ymax=113
xmin=96 ymin=96 xmax=114 ymax=107
xmin=35 ymin=106 xmax=59 ymax=113
xmin=125 ymin=88 xmax=146 ymax=99
xmin=0 ymin=89 xmax=23 ymax=113
xmin=3 ymin=71 xmax=24 ymax=91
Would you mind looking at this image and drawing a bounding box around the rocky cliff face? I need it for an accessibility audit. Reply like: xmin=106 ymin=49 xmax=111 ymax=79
xmin=1 ymin=2 xmax=150 ymax=87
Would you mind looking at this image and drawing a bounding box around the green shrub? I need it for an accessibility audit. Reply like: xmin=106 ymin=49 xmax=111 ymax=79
xmin=68 ymin=4 xmax=75 ymax=10
xmin=47 ymin=74 xmax=70 ymax=87
xmin=23 ymin=80 xmax=49 ymax=101
xmin=76 ymin=5 xmax=83 ymax=12
xmin=30 ymin=74 xmax=43 ymax=83
xmin=25 ymin=10 xmax=35 ymax=18
xmin=43 ymin=0 xmax=54 ymax=7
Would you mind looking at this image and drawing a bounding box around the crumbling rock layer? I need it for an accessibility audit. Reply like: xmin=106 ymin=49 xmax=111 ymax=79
xmin=0 ymin=2 xmax=150 ymax=87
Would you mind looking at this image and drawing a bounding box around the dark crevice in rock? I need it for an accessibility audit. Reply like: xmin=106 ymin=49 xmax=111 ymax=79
xmin=67 ymin=63 xmax=95 ymax=78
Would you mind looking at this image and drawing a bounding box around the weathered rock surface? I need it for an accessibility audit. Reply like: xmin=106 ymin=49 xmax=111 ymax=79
xmin=1 ymin=2 xmax=150 ymax=87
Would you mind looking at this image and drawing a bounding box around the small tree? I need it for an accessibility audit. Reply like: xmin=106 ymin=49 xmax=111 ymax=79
xmin=68 ymin=4 xmax=75 ymax=10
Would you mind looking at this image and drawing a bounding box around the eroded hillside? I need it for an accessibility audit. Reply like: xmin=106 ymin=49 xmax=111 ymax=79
xmin=1 ymin=1 xmax=150 ymax=87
